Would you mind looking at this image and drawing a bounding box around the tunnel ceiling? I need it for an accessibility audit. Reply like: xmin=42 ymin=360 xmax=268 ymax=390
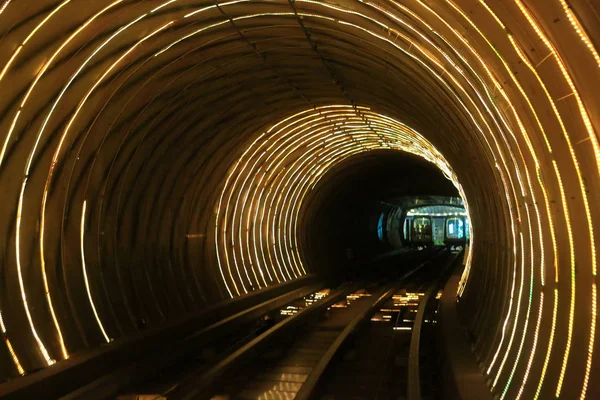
xmin=305 ymin=149 xmax=460 ymax=203
xmin=0 ymin=0 xmax=599 ymax=398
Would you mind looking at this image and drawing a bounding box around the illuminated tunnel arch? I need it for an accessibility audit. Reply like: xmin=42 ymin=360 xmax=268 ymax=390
xmin=0 ymin=0 xmax=598 ymax=398
xmin=214 ymin=105 xmax=469 ymax=298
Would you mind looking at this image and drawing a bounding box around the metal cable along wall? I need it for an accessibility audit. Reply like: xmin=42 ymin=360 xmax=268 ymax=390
xmin=0 ymin=0 xmax=598 ymax=398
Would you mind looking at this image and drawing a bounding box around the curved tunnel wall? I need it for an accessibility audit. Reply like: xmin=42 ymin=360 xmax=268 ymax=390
xmin=0 ymin=1 xmax=598 ymax=398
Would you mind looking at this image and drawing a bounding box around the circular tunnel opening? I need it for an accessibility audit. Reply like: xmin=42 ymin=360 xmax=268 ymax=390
xmin=301 ymin=148 xmax=460 ymax=277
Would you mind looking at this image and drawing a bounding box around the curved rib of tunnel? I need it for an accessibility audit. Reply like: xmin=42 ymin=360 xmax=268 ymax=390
xmin=0 ymin=0 xmax=598 ymax=398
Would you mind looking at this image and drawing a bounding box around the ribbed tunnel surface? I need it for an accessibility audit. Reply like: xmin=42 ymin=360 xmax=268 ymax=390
xmin=0 ymin=0 xmax=599 ymax=398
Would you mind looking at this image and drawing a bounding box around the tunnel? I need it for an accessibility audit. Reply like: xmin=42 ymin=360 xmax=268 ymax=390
xmin=0 ymin=0 xmax=599 ymax=398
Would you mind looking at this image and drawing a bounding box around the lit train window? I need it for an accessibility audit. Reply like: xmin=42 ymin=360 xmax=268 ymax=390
xmin=414 ymin=217 xmax=431 ymax=232
xmin=446 ymin=217 xmax=464 ymax=239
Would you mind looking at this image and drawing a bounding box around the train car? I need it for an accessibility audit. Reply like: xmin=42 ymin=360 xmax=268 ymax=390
xmin=444 ymin=216 xmax=467 ymax=250
xmin=411 ymin=216 xmax=433 ymax=248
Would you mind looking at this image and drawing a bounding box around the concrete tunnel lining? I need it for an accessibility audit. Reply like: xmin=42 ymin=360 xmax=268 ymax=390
xmin=0 ymin=0 xmax=598 ymax=398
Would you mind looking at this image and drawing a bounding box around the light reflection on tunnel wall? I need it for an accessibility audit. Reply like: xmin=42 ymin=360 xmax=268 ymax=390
xmin=0 ymin=1 xmax=597 ymax=399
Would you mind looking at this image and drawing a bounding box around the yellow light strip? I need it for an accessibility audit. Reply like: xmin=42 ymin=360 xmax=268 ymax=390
xmin=492 ymin=231 xmax=526 ymax=389
xmin=0 ymin=0 xmax=125 ymax=172
xmin=216 ymin=131 xmax=268 ymax=296
xmin=8 ymin=2 xmax=176 ymax=363
xmin=15 ymin=180 xmax=55 ymax=365
xmin=0 ymin=0 xmax=125 ymax=373
xmin=0 ymin=0 xmax=72 ymax=165
xmin=34 ymin=5 xmax=153 ymax=363
xmin=0 ymin=0 xmax=11 ymax=15
xmin=486 ymin=164 xmax=519 ymax=375
xmin=502 ymin=205 xmax=535 ymax=399
xmin=39 ymin=188 xmax=69 ymax=360
xmin=534 ymin=288 xmax=559 ymax=399
xmin=581 ymin=282 xmax=597 ymax=399
xmin=516 ymin=292 xmax=543 ymax=399
xmin=0 ymin=312 xmax=24 ymax=375
xmin=552 ymin=159 xmax=575 ymax=397
xmin=80 ymin=201 xmax=111 ymax=343
xmin=512 ymin=0 xmax=600 ymax=179
xmin=437 ymin=1 xmax=594 ymax=395
xmin=478 ymin=2 xmax=597 ymax=394
xmin=142 ymin=4 xmax=492 ymax=302
xmin=557 ymin=0 xmax=600 ymax=68
xmin=216 ymin=106 xmax=467 ymax=296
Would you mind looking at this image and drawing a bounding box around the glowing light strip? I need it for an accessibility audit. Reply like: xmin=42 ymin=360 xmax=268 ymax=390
xmin=267 ymin=117 xmax=381 ymax=278
xmin=506 ymin=3 xmax=598 ymax=393
xmin=0 ymin=0 xmax=11 ymax=15
xmin=80 ymin=201 xmax=110 ymax=343
xmin=581 ymin=283 xmax=597 ymax=399
xmin=32 ymin=13 xmax=170 ymax=363
xmin=162 ymin=1 xmax=515 ymax=267
xmin=216 ymin=132 xmax=268 ymax=296
xmin=234 ymin=112 xmax=351 ymax=288
xmin=0 ymin=0 xmax=73 ymax=165
xmin=501 ymin=206 xmax=534 ymax=398
xmin=474 ymin=2 xmax=597 ymax=394
xmin=0 ymin=312 xmax=24 ymax=375
xmin=487 ymin=164 xmax=519 ymax=375
xmin=552 ymin=159 xmax=575 ymax=397
xmin=436 ymin=3 xmax=587 ymax=396
xmin=492 ymin=231 xmax=526 ymax=389
xmin=1 ymin=0 xmax=125 ymax=173
xmin=15 ymin=180 xmax=55 ymax=365
xmin=0 ymin=0 xmax=124 ymax=373
xmin=10 ymin=2 xmax=171 ymax=366
xmin=0 ymin=0 xmax=72 ymax=85
xmin=530 ymin=169 xmax=558 ymax=400
xmin=512 ymin=0 xmax=600 ymax=179
xmin=144 ymin=5 xmax=492 ymax=304
xmin=34 ymin=3 xmax=147 ymax=363
xmin=534 ymin=288 xmax=558 ymax=399
xmin=151 ymin=0 xmax=176 ymax=13
xmin=506 ymin=24 xmax=595 ymax=281
xmin=516 ymin=292 xmax=543 ymax=399
xmin=558 ymin=0 xmax=600 ymax=68
xmin=3 ymin=0 xmax=124 ymax=369
xmin=39 ymin=189 xmax=69 ymax=360
xmin=424 ymin=0 xmax=526 ymax=301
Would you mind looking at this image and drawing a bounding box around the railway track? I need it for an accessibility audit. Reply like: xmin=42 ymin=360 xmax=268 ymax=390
xmin=55 ymin=248 xmax=458 ymax=400
xmin=312 ymin=252 xmax=457 ymax=400
xmin=106 ymin=249 xmax=453 ymax=400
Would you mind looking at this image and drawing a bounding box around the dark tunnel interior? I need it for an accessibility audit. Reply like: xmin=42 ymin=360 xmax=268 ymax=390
xmin=302 ymin=150 xmax=458 ymax=276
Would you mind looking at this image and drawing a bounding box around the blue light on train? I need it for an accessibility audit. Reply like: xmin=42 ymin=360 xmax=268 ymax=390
xmin=377 ymin=212 xmax=385 ymax=241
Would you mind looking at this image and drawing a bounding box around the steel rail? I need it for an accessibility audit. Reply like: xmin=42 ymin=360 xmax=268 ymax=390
xmin=407 ymin=251 xmax=461 ymax=400
xmin=62 ymin=278 xmax=323 ymax=400
xmin=295 ymin=250 xmax=447 ymax=400
xmin=0 ymin=275 xmax=318 ymax=400
xmin=174 ymin=282 xmax=361 ymax=399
